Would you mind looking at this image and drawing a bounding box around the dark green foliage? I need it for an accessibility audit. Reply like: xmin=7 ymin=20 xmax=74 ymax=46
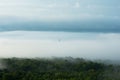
xmin=0 ymin=57 xmax=112 ymax=80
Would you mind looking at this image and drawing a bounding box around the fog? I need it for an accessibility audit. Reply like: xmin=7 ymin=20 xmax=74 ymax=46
xmin=0 ymin=31 xmax=120 ymax=60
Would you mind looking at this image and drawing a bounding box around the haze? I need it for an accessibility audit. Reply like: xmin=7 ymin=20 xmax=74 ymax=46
xmin=0 ymin=31 xmax=119 ymax=60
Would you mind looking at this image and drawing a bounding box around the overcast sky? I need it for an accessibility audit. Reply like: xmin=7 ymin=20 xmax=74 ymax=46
xmin=0 ymin=0 xmax=120 ymax=59
xmin=0 ymin=0 xmax=119 ymax=20
xmin=0 ymin=31 xmax=120 ymax=60
xmin=0 ymin=0 xmax=119 ymax=32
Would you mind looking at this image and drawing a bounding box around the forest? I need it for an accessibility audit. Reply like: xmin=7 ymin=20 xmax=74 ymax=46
xmin=0 ymin=57 xmax=120 ymax=80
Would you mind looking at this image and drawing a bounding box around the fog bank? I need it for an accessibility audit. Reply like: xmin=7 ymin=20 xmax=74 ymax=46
xmin=0 ymin=31 xmax=120 ymax=60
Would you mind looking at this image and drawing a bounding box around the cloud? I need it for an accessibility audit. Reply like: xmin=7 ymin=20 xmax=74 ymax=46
xmin=0 ymin=0 xmax=119 ymax=21
xmin=0 ymin=31 xmax=120 ymax=60
xmin=74 ymin=2 xmax=80 ymax=8
xmin=46 ymin=3 xmax=57 ymax=8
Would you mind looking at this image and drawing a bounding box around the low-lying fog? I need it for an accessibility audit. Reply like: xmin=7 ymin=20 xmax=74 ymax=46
xmin=0 ymin=31 xmax=120 ymax=60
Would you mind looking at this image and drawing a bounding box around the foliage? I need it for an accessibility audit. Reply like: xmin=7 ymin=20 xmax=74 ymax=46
xmin=0 ymin=57 xmax=118 ymax=80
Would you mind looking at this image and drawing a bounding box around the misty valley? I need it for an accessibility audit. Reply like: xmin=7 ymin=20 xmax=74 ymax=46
xmin=0 ymin=31 xmax=119 ymax=80
xmin=0 ymin=31 xmax=120 ymax=80
xmin=0 ymin=0 xmax=120 ymax=79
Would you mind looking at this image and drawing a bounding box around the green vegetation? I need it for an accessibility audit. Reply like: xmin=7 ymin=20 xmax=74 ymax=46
xmin=0 ymin=57 xmax=119 ymax=80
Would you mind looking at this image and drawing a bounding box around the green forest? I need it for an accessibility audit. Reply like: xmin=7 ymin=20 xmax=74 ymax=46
xmin=0 ymin=57 xmax=120 ymax=80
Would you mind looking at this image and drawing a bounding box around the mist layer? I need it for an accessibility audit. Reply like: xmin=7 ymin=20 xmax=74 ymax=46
xmin=0 ymin=31 xmax=119 ymax=60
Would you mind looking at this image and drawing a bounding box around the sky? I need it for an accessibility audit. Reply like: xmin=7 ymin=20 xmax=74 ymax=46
xmin=0 ymin=0 xmax=120 ymax=20
xmin=0 ymin=0 xmax=120 ymax=59
xmin=0 ymin=31 xmax=120 ymax=60
xmin=0 ymin=0 xmax=120 ymax=32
